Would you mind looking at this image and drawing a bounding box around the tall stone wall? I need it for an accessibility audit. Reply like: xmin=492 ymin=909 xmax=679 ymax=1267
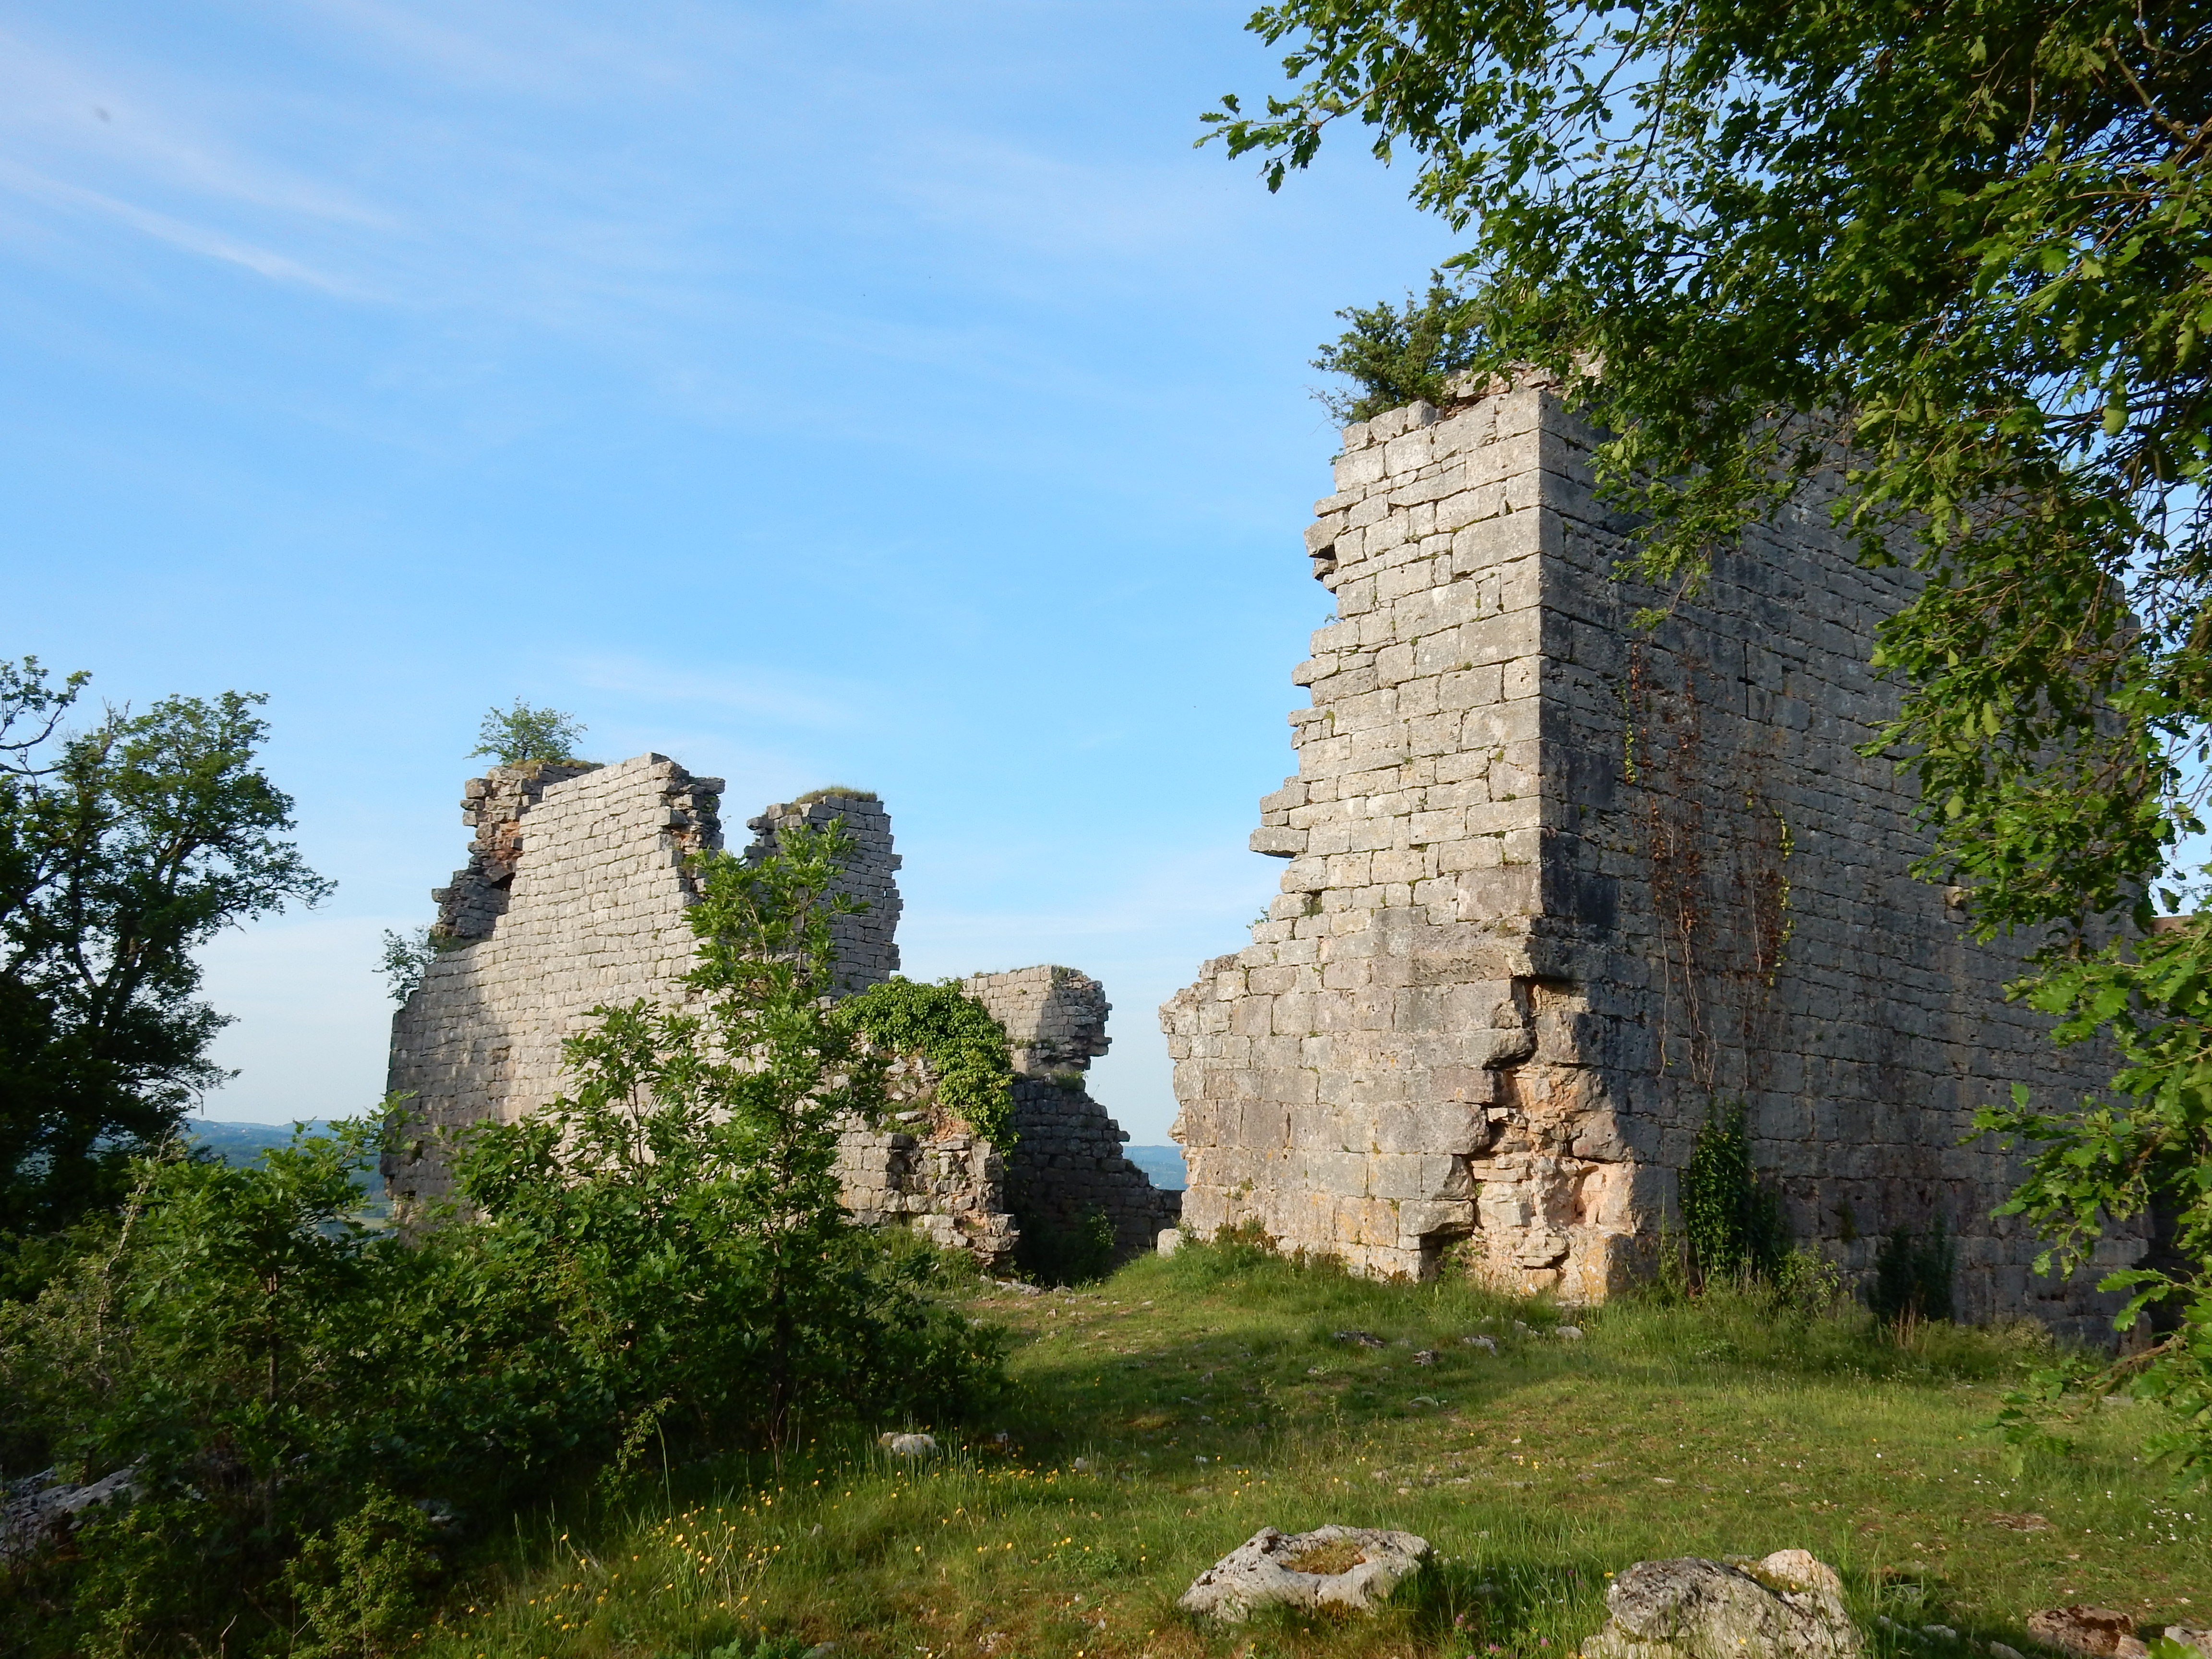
xmin=386 ymin=754 xmax=725 ymax=1207
xmin=962 ymin=966 xmax=1181 ymax=1261
xmin=1161 ymin=381 xmax=2144 ymax=1334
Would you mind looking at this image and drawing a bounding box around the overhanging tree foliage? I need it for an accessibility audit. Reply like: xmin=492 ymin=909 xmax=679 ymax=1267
xmin=1205 ymin=0 xmax=2212 ymax=1440
xmin=0 ymin=660 xmax=331 ymax=1242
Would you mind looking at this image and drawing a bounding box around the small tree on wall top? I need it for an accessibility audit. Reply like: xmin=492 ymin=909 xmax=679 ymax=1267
xmin=469 ymin=699 xmax=586 ymax=768
xmin=1311 ymin=280 xmax=1489 ymax=424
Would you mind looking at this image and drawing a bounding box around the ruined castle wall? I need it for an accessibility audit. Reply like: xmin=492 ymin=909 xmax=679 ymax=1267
xmin=387 ymin=766 xmax=1173 ymax=1273
xmin=745 ymin=794 xmax=903 ymax=994
xmin=962 ymin=966 xmax=1181 ymax=1262
xmin=385 ymin=754 xmax=725 ymax=1206
xmin=1161 ymin=385 xmax=2141 ymax=1334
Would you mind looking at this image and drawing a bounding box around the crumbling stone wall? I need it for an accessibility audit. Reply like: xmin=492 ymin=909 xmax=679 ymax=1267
xmin=962 ymin=966 xmax=1182 ymax=1261
xmin=431 ymin=761 xmax=605 ymax=941
xmin=1161 ymin=380 xmax=2142 ymax=1334
xmin=386 ymin=755 xmax=729 ymax=1207
xmin=834 ymin=1049 xmax=1018 ymax=1262
xmin=745 ymin=792 xmax=902 ymax=994
xmin=386 ymin=760 xmax=1171 ymax=1272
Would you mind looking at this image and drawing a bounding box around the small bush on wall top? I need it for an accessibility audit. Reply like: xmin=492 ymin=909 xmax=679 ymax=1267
xmin=1311 ymin=280 xmax=1488 ymax=424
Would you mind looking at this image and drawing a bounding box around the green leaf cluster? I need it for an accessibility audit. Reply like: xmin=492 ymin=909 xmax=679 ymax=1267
xmin=839 ymin=976 xmax=1016 ymax=1150
xmin=0 ymin=658 xmax=330 ymax=1243
xmin=1680 ymin=1099 xmax=1788 ymax=1288
xmin=468 ymin=698 xmax=586 ymax=768
xmin=1311 ymin=280 xmax=1490 ymax=422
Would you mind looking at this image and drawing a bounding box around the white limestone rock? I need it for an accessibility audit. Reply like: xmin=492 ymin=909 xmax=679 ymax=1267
xmin=1178 ymin=1525 xmax=1429 ymax=1623
xmin=0 ymin=1465 xmax=139 ymax=1562
xmin=1582 ymin=1549 xmax=1862 ymax=1659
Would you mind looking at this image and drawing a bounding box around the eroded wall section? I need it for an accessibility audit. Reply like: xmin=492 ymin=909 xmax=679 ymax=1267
xmin=962 ymin=966 xmax=1181 ymax=1261
xmin=1161 ymin=383 xmax=2141 ymax=1333
xmin=386 ymin=755 xmax=725 ymax=1206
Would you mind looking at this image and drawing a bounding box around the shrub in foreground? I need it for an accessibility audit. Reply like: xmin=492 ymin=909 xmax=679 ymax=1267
xmin=0 ymin=818 xmax=1004 ymax=1658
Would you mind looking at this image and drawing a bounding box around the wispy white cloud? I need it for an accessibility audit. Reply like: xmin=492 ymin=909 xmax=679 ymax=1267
xmin=0 ymin=157 xmax=366 ymax=291
xmin=571 ymin=655 xmax=862 ymax=729
xmin=288 ymin=0 xmax=711 ymax=97
xmin=0 ymin=28 xmax=394 ymax=225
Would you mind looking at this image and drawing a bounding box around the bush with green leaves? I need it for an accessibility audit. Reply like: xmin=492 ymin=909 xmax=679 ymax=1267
xmin=0 ymin=819 xmax=1003 ymax=1656
xmin=1680 ymin=1099 xmax=1789 ymax=1289
xmin=1310 ymin=281 xmax=1487 ymax=424
xmin=839 ymin=976 xmax=1015 ymax=1149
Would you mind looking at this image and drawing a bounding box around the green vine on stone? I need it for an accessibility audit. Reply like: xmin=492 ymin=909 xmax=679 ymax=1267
xmin=838 ymin=978 xmax=1016 ymax=1150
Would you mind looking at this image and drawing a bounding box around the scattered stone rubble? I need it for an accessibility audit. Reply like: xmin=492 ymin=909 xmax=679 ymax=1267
xmin=1160 ymin=378 xmax=2142 ymax=1330
xmin=1178 ymin=1525 xmax=1430 ymax=1622
xmin=1583 ymin=1549 xmax=1861 ymax=1659
xmin=2028 ymin=1607 xmax=2151 ymax=1659
xmin=0 ymin=1466 xmax=138 ymax=1563
xmin=385 ymin=757 xmax=1176 ymax=1267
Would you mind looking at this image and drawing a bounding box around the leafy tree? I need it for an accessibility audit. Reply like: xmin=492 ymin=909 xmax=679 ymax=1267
xmin=1205 ymin=0 xmax=2212 ymax=1445
xmin=375 ymin=925 xmax=435 ymax=1003
xmin=0 ymin=817 xmax=1001 ymax=1653
xmin=469 ymin=698 xmax=585 ymax=768
xmin=0 ymin=660 xmax=330 ymax=1240
xmin=1311 ymin=279 xmax=1488 ymax=423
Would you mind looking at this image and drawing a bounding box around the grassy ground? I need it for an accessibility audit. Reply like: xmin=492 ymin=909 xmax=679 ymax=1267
xmin=420 ymin=1240 xmax=2208 ymax=1659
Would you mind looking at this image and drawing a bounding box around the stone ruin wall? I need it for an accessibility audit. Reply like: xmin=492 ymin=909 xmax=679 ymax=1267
xmin=745 ymin=793 xmax=904 ymax=993
xmin=385 ymin=758 xmax=1176 ymax=1269
xmin=1160 ymin=381 xmax=2144 ymax=1336
xmin=385 ymin=754 xmax=728 ymax=1208
xmin=963 ymin=966 xmax=1182 ymax=1262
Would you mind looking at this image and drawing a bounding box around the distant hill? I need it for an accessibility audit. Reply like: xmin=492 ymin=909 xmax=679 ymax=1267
xmin=185 ymin=1119 xmax=385 ymax=1216
xmin=187 ymin=1119 xmax=334 ymax=1166
xmin=1125 ymin=1144 xmax=1185 ymax=1191
xmin=186 ymin=1122 xmax=1190 ymax=1198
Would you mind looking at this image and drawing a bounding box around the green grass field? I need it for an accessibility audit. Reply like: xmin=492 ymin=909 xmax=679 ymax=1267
xmin=419 ymin=1240 xmax=2207 ymax=1659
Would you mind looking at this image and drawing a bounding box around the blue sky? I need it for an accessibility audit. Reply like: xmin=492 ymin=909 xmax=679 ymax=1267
xmin=2 ymin=0 xmax=1459 ymax=1139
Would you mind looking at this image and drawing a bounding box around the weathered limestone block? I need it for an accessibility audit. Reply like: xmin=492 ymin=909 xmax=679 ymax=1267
xmin=1162 ymin=379 xmax=2142 ymax=1334
xmin=1178 ymin=1526 xmax=1430 ymax=1623
xmin=1583 ymin=1550 xmax=1862 ymax=1659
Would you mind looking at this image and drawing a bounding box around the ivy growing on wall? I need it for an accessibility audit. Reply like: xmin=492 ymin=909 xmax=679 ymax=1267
xmin=839 ymin=978 xmax=1016 ymax=1151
